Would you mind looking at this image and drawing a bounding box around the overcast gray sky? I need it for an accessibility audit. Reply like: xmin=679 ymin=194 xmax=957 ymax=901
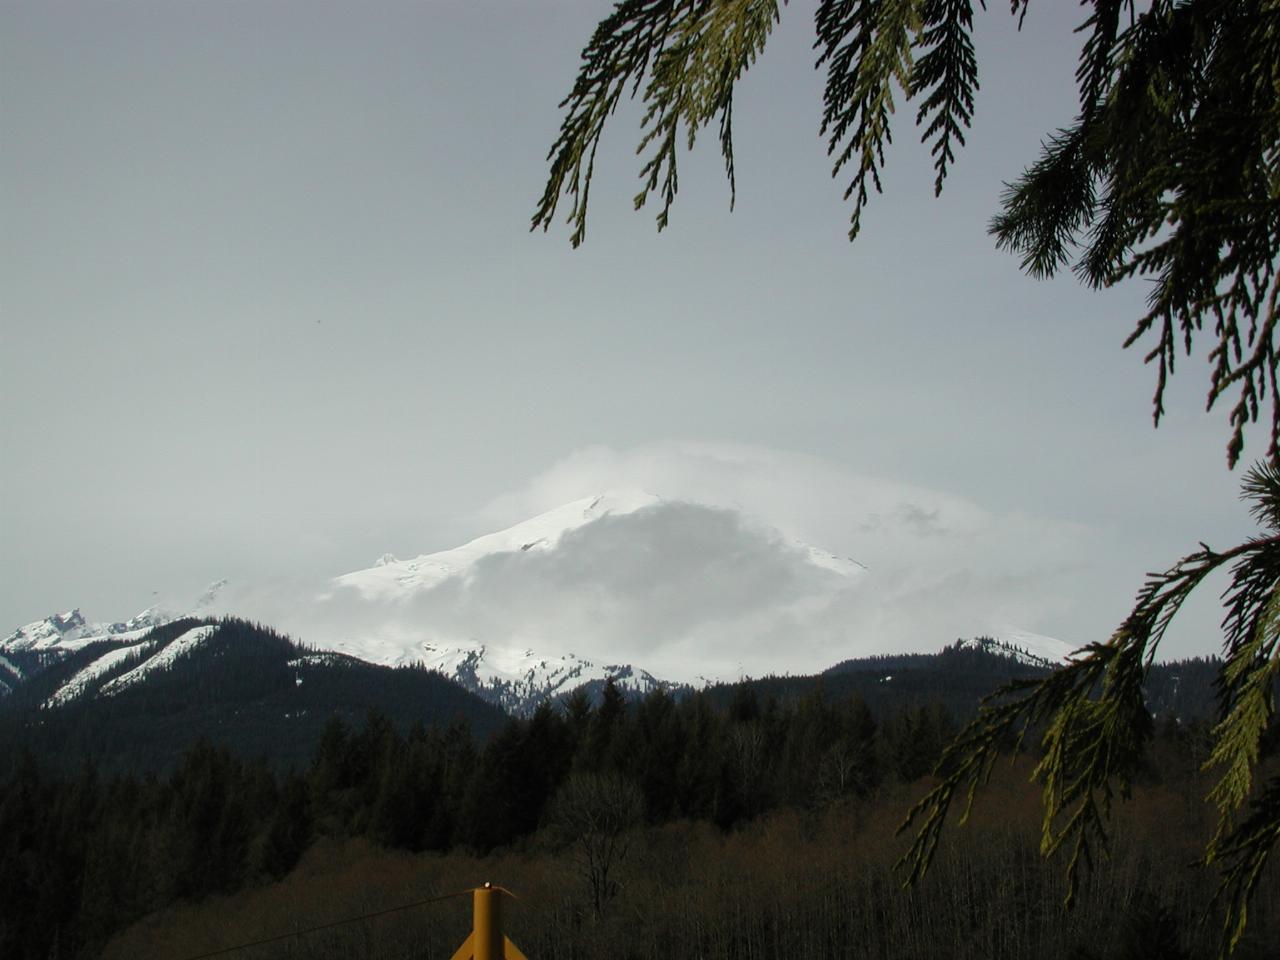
xmin=1 ymin=1 xmax=1264 ymax=661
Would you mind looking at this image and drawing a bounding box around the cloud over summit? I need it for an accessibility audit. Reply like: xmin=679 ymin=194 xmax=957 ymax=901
xmin=211 ymin=442 xmax=1115 ymax=681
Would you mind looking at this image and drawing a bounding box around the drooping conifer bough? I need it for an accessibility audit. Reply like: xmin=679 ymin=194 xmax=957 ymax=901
xmin=533 ymin=0 xmax=1279 ymax=471
xmin=533 ymin=2 xmax=1280 ymax=953
xmin=898 ymin=460 xmax=1280 ymax=954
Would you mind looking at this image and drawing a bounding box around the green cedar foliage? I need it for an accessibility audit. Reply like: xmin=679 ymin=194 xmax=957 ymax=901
xmin=899 ymin=461 xmax=1280 ymax=953
xmin=534 ymin=0 xmax=1279 ymax=466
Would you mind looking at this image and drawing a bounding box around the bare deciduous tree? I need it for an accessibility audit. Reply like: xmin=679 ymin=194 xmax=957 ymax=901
xmin=547 ymin=772 xmax=644 ymax=917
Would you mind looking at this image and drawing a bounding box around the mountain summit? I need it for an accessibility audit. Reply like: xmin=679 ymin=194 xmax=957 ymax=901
xmin=332 ymin=491 xmax=666 ymax=599
xmin=313 ymin=490 xmax=870 ymax=686
xmin=331 ymin=490 xmax=866 ymax=602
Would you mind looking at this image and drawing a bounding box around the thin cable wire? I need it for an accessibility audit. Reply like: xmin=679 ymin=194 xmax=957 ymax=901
xmin=174 ymin=887 xmax=475 ymax=960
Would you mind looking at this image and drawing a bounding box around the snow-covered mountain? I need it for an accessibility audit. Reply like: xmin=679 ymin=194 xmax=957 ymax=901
xmin=2 ymin=491 xmax=1075 ymax=714
xmin=1 ymin=607 xmax=166 ymax=653
xmin=1 ymin=579 xmax=228 ymax=656
xmin=308 ymin=489 xmax=871 ymax=687
xmin=0 ymin=612 xmax=674 ymax=717
xmin=43 ymin=624 xmax=219 ymax=708
xmin=332 ymin=491 xmax=660 ymax=599
xmin=412 ymin=640 xmax=675 ymax=714
xmin=330 ymin=490 xmax=865 ymax=600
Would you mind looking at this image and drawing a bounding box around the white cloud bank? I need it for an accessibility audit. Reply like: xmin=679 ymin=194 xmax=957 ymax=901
xmin=472 ymin=442 xmax=1095 ymax=675
xmin=211 ymin=442 xmax=1118 ymax=682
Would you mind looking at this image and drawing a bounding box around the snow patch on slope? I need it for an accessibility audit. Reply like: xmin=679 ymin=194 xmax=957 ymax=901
xmin=419 ymin=639 xmax=649 ymax=692
xmin=0 ymin=653 xmax=19 ymax=697
xmin=0 ymin=654 xmax=23 ymax=681
xmin=46 ymin=642 xmax=157 ymax=707
xmin=287 ymin=653 xmax=347 ymax=669
xmin=100 ymin=626 xmax=219 ymax=696
xmin=319 ymin=634 xmax=669 ymax=714
xmin=992 ymin=628 xmax=1079 ymax=664
xmin=959 ymin=629 xmax=1079 ymax=667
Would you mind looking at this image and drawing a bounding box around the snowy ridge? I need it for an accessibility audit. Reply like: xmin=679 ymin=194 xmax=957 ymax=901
xmin=0 ymin=654 xmax=22 ymax=682
xmin=992 ymin=628 xmax=1079 ymax=663
xmin=0 ymin=654 xmax=20 ymax=696
xmin=100 ymin=626 xmax=218 ymax=696
xmin=45 ymin=642 xmax=157 ymax=708
xmin=4 ymin=607 xmax=177 ymax=654
xmin=321 ymin=635 xmax=671 ymax=715
xmin=1 ymin=581 xmax=228 ymax=659
xmin=958 ymin=631 xmax=1078 ymax=668
xmin=334 ymin=490 xmax=866 ymax=600
xmin=333 ymin=490 xmax=663 ymax=600
xmin=40 ymin=626 xmax=220 ymax=707
xmin=4 ymin=609 xmax=92 ymax=651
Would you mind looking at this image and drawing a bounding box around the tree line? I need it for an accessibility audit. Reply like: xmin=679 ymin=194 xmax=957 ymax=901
xmin=0 ymin=676 xmax=958 ymax=960
xmin=103 ymin=712 xmax=1277 ymax=960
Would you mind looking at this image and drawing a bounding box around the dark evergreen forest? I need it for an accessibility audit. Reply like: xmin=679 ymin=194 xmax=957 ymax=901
xmin=0 ymin=618 xmax=507 ymax=773
xmin=0 ymin=622 xmax=1271 ymax=960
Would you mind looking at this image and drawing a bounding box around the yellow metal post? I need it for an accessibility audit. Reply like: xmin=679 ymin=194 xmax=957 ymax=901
xmin=474 ymin=884 xmax=501 ymax=960
xmin=450 ymin=883 xmax=528 ymax=960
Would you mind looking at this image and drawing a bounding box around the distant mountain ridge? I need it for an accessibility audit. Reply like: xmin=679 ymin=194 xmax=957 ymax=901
xmin=1 ymin=578 xmax=228 ymax=657
xmin=2 ymin=606 xmax=1069 ymax=718
xmin=1 ymin=608 xmax=683 ymax=716
xmin=0 ymin=616 xmax=1223 ymax=780
xmin=0 ymin=617 xmax=506 ymax=772
xmin=2 ymin=491 xmax=1074 ymax=715
xmin=2 ymin=606 xmax=166 ymax=653
xmin=411 ymin=639 xmax=678 ymax=713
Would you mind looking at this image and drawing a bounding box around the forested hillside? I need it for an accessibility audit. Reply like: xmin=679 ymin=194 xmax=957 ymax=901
xmin=711 ymin=642 xmax=1222 ymax=727
xmin=5 ymin=660 xmax=1270 ymax=960
xmin=0 ymin=618 xmax=506 ymax=773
